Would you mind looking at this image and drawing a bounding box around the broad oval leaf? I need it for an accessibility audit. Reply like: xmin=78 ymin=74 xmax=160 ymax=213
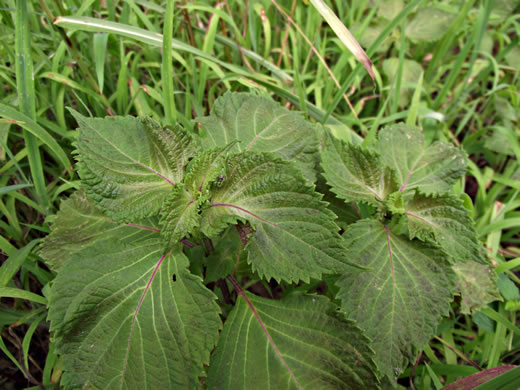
xmin=405 ymin=192 xmax=487 ymax=263
xmin=197 ymin=92 xmax=319 ymax=182
xmin=377 ymin=124 xmax=467 ymax=195
xmin=336 ymin=219 xmax=453 ymax=382
xmin=49 ymin=237 xmax=221 ymax=389
xmin=201 ymin=152 xmax=357 ymax=283
xmin=40 ymin=191 xmax=159 ymax=271
xmin=207 ymin=292 xmax=379 ymax=389
xmin=405 ymin=7 xmax=456 ymax=42
xmin=72 ymin=110 xmax=197 ymax=222
xmin=321 ymin=132 xmax=398 ymax=207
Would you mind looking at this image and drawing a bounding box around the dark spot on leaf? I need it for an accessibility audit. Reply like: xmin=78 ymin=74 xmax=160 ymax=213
xmin=172 ymin=274 xmax=176 ymax=282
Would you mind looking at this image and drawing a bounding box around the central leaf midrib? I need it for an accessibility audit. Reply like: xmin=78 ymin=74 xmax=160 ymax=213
xmin=245 ymin=112 xmax=292 ymax=151
xmin=399 ymin=147 xmax=427 ymax=192
xmin=84 ymin=124 xmax=175 ymax=186
xmin=331 ymin=141 xmax=384 ymax=201
xmin=210 ymin=202 xmax=340 ymax=265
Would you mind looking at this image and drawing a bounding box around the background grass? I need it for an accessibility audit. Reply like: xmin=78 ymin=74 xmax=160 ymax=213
xmin=0 ymin=0 xmax=519 ymax=388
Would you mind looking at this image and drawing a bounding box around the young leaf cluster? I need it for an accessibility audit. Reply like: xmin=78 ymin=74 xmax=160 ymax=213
xmin=321 ymin=124 xmax=491 ymax=381
xmin=40 ymin=93 xmax=495 ymax=388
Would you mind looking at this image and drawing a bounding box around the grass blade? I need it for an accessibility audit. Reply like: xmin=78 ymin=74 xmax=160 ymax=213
xmin=0 ymin=287 xmax=47 ymax=305
xmin=161 ymin=0 xmax=176 ymax=124
xmin=0 ymin=183 xmax=33 ymax=196
xmin=0 ymin=103 xmax=71 ymax=173
xmin=0 ymin=239 xmax=40 ymax=287
xmin=0 ymin=335 xmax=27 ymax=378
xmin=309 ymin=0 xmax=374 ymax=80
xmin=93 ymin=32 xmax=109 ymax=93
xmin=53 ymin=16 xmax=362 ymax=141
xmin=15 ymin=0 xmax=48 ymax=207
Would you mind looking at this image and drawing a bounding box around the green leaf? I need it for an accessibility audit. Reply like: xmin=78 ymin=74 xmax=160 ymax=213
xmin=49 ymin=238 xmax=221 ymax=389
xmin=336 ymin=219 xmax=453 ymax=382
xmin=405 ymin=192 xmax=486 ymax=263
xmin=198 ymin=92 xmax=319 ymax=182
xmin=378 ymin=0 xmax=405 ymax=20
xmin=377 ymin=124 xmax=467 ymax=195
xmin=40 ymin=191 xmax=158 ymax=271
xmin=321 ymin=132 xmax=398 ymax=207
xmin=0 ymin=287 xmax=47 ymax=305
xmin=0 ymin=239 xmax=39 ymax=287
xmin=93 ymin=33 xmax=109 ymax=93
xmin=382 ymin=58 xmax=423 ymax=108
xmin=183 ymin=145 xmax=235 ymax=195
xmin=207 ymin=292 xmax=379 ymax=389
xmin=405 ymin=7 xmax=456 ymax=42
xmin=453 ymin=261 xmax=502 ymax=314
xmin=0 ymin=103 xmax=71 ymax=173
xmin=201 ymin=152 xmax=356 ymax=283
xmin=72 ymin=110 xmax=196 ymax=222
xmin=159 ymin=183 xmax=199 ymax=246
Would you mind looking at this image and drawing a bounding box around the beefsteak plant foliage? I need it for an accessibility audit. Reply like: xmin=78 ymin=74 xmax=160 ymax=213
xmin=41 ymin=92 xmax=494 ymax=389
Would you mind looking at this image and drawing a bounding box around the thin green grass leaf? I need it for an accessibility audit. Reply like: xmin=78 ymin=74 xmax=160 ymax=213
xmin=424 ymin=362 xmax=444 ymax=390
xmin=0 ymin=239 xmax=39 ymax=287
xmin=480 ymin=307 xmax=520 ymax=337
xmin=22 ymin=313 xmax=46 ymax=372
xmin=40 ymin=72 xmax=101 ymax=101
xmin=0 ymin=183 xmax=33 ymax=196
xmin=0 ymin=103 xmax=71 ymax=173
xmin=0 ymin=335 xmax=27 ymax=378
xmin=406 ymin=71 xmax=424 ymax=126
xmin=42 ymin=341 xmax=58 ymax=386
xmin=15 ymin=0 xmax=48 ymax=206
xmin=0 ymin=287 xmax=47 ymax=305
xmin=496 ymin=258 xmax=520 ymax=273
xmin=93 ymin=33 xmax=108 ymax=93
xmin=161 ymin=0 xmax=176 ymax=124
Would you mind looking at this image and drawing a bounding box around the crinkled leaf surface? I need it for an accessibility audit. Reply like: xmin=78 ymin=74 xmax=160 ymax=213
xmin=405 ymin=192 xmax=487 ymax=263
xmin=160 ymin=146 xmax=236 ymax=246
xmin=159 ymin=183 xmax=199 ymax=246
xmin=405 ymin=7 xmax=456 ymax=42
xmin=197 ymin=92 xmax=319 ymax=182
xmin=321 ymin=132 xmax=398 ymax=207
xmin=48 ymin=236 xmax=221 ymax=389
xmin=453 ymin=261 xmax=502 ymax=314
xmin=201 ymin=152 xmax=355 ymax=283
xmin=73 ymin=110 xmax=196 ymax=222
xmin=183 ymin=145 xmax=234 ymax=194
xmin=207 ymin=293 xmax=379 ymax=389
xmin=377 ymin=125 xmax=467 ymax=195
xmin=336 ymin=219 xmax=453 ymax=382
xmin=40 ymin=191 xmax=158 ymax=271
